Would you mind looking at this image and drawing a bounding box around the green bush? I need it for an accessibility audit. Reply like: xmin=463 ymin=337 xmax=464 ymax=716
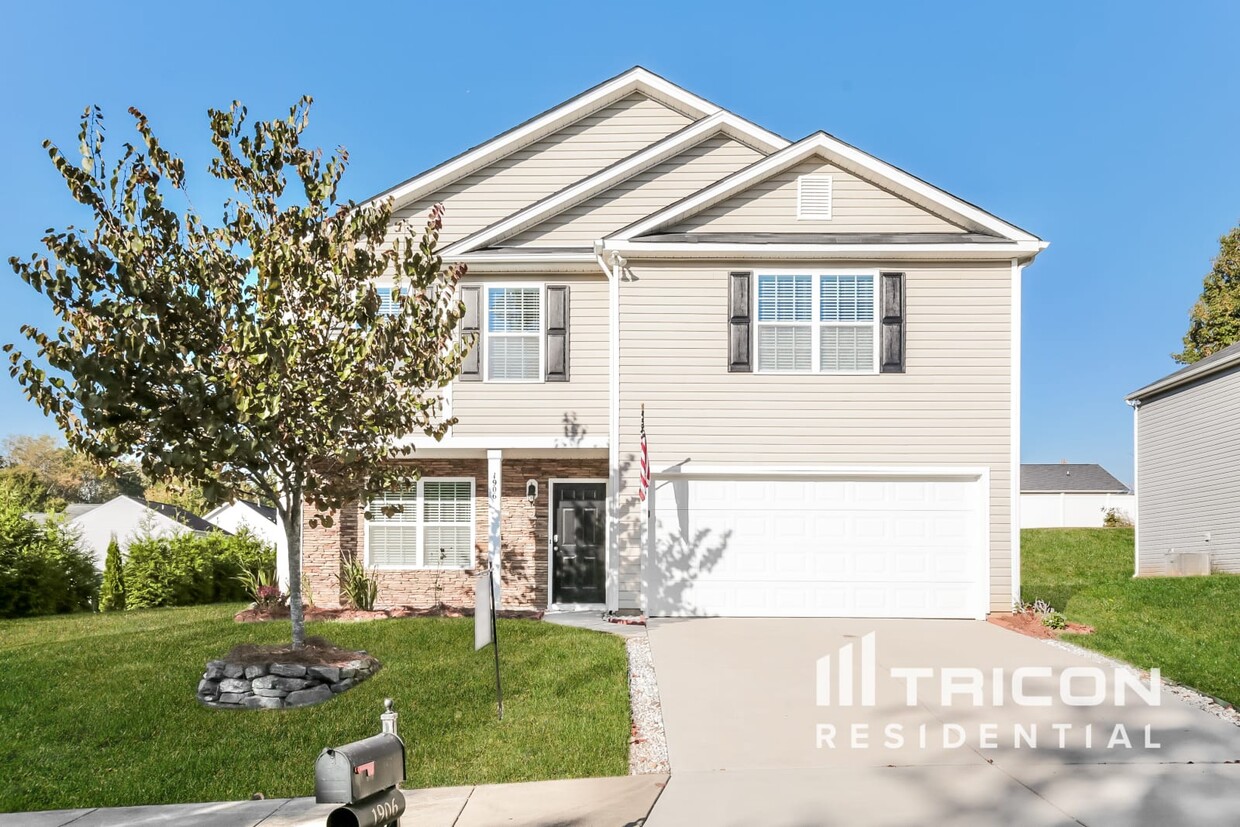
xmin=100 ymin=536 xmax=125 ymax=611
xmin=124 ymin=528 xmax=274 ymax=609
xmin=0 ymin=505 xmax=99 ymax=618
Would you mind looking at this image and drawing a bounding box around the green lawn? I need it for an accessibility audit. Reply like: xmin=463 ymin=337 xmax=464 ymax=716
xmin=0 ymin=605 xmax=630 ymax=812
xmin=1022 ymin=527 xmax=1240 ymax=706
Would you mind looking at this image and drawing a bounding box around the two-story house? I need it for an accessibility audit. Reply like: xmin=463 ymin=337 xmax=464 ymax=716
xmin=301 ymin=67 xmax=1047 ymax=619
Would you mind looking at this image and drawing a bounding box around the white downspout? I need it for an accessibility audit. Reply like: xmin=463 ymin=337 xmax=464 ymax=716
xmin=1128 ymin=398 xmax=1141 ymax=577
xmin=595 ymin=241 xmax=621 ymax=613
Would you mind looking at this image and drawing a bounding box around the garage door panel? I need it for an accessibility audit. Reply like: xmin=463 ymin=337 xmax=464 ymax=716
xmin=647 ymin=475 xmax=984 ymax=619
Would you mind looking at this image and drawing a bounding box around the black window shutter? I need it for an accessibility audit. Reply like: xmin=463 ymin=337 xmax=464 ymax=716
xmin=728 ymin=271 xmax=752 ymax=373
xmin=880 ymin=272 xmax=905 ymax=374
xmin=459 ymin=285 xmax=482 ymax=381
xmin=546 ymin=285 xmax=570 ymax=382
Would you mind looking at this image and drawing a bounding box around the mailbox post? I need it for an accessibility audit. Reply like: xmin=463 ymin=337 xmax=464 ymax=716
xmin=316 ymin=699 xmax=407 ymax=827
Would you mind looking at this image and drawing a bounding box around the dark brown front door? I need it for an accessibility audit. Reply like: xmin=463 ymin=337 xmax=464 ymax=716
xmin=552 ymin=482 xmax=606 ymax=604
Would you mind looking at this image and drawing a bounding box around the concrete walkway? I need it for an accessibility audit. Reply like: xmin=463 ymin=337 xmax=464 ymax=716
xmin=542 ymin=609 xmax=648 ymax=637
xmin=0 ymin=775 xmax=668 ymax=827
xmin=643 ymin=618 xmax=1240 ymax=826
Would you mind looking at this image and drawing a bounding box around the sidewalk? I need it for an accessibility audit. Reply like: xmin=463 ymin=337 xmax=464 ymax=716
xmin=0 ymin=775 xmax=668 ymax=827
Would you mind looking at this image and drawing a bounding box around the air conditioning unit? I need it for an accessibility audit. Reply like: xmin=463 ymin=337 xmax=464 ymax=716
xmin=1169 ymin=551 xmax=1210 ymax=576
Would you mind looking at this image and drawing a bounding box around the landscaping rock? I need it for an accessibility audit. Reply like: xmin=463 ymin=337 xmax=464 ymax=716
xmin=286 ymin=684 xmax=333 ymax=707
xmin=269 ymin=663 xmax=307 ymax=678
xmin=197 ymin=679 xmax=219 ymax=697
xmin=204 ymin=661 xmax=226 ymax=680
xmin=223 ymin=662 xmax=246 ymax=679
xmin=218 ymin=693 xmax=248 ymax=705
xmin=331 ymin=679 xmax=356 ymax=694
xmin=244 ymin=664 xmax=267 ymax=680
xmin=308 ymin=665 xmax=341 ymax=683
xmin=253 ymin=675 xmax=312 ymax=693
xmin=219 ymin=678 xmax=250 ymax=694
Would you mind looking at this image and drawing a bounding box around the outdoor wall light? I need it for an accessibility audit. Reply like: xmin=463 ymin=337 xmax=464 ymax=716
xmin=526 ymin=479 xmax=538 ymax=504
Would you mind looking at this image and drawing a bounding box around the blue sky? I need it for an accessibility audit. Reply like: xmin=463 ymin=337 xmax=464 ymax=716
xmin=3 ymin=1 xmax=1238 ymax=485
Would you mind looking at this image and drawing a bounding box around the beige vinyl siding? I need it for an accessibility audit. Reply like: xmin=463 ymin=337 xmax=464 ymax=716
xmin=391 ymin=94 xmax=693 ymax=246
xmin=670 ymin=158 xmax=968 ymax=235
xmin=450 ymin=275 xmax=608 ymax=438
xmin=1135 ymin=366 xmax=1240 ymax=575
xmin=508 ymin=135 xmax=765 ymax=247
xmin=613 ymin=260 xmax=1012 ymax=611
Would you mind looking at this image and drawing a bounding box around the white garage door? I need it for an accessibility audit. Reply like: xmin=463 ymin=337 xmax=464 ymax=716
xmin=646 ymin=475 xmax=986 ymax=619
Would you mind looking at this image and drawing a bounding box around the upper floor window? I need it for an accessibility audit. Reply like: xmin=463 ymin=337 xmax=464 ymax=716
xmin=755 ymin=272 xmax=877 ymax=374
xmin=486 ymin=285 xmax=543 ymax=382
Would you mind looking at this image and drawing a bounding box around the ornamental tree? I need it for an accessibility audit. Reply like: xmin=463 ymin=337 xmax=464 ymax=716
xmin=1175 ymin=225 xmax=1240 ymax=364
xmin=7 ymin=98 xmax=468 ymax=646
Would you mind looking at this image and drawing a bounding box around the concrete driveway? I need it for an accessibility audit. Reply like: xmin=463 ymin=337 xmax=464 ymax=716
xmin=645 ymin=618 xmax=1240 ymax=826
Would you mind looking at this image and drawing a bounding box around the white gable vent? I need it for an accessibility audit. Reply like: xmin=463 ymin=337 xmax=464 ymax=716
xmin=797 ymin=174 xmax=833 ymax=219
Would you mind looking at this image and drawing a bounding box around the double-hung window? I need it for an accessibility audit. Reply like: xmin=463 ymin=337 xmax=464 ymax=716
xmin=755 ymin=272 xmax=877 ymax=374
xmin=486 ymin=285 xmax=542 ymax=381
xmin=366 ymin=479 xmax=475 ymax=569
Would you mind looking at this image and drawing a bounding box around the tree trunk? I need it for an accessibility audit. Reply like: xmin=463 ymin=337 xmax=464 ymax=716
xmin=283 ymin=493 xmax=306 ymax=649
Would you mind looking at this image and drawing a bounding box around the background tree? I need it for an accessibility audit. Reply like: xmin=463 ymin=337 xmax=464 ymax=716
xmin=6 ymin=98 xmax=467 ymax=647
xmin=1175 ymin=226 xmax=1240 ymax=364
xmin=100 ymin=536 xmax=125 ymax=612
xmin=1 ymin=434 xmax=142 ymax=503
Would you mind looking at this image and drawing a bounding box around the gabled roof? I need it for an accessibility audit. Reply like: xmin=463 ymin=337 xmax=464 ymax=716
xmin=609 ymin=131 xmax=1043 ymax=246
xmin=1020 ymin=464 xmax=1130 ymax=494
xmin=1127 ymin=340 xmax=1240 ymax=403
xmin=443 ymin=111 xmax=788 ymax=256
xmin=204 ymin=499 xmax=278 ymax=525
xmin=365 ymin=67 xmax=727 ymax=211
xmin=142 ymin=498 xmax=221 ymax=533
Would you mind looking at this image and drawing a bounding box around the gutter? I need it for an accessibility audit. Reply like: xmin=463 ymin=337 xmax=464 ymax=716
xmin=1126 ymin=349 xmax=1240 ymax=403
xmin=594 ymin=240 xmax=622 ymax=612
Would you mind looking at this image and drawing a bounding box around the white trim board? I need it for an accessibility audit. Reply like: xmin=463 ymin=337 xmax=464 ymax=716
xmin=610 ymin=132 xmax=1042 ymax=245
xmin=364 ymin=67 xmax=724 ymax=211
xmin=443 ymin=111 xmax=789 ymax=256
xmin=598 ymin=239 xmax=1047 ymax=262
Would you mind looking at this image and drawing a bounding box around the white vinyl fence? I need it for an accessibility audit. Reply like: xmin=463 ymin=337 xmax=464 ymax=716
xmin=1020 ymin=492 xmax=1135 ymax=528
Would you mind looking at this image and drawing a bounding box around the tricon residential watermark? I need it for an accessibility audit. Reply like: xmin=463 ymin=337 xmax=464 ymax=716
xmin=814 ymin=633 xmax=1163 ymax=751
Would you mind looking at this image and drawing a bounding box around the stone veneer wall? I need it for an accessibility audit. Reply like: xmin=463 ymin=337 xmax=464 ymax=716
xmin=303 ymin=456 xmax=608 ymax=610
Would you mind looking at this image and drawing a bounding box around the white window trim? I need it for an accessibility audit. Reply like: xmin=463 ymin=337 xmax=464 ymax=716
xmin=483 ymin=282 xmax=545 ymax=384
xmin=753 ymin=268 xmax=880 ymax=376
xmin=363 ymin=477 xmax=476 ymax=571
xmin=796 ymin=174 xmax=833 ymax=220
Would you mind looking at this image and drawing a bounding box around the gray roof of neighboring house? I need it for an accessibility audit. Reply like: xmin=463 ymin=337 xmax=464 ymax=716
xmin=139 ymin=498 xmax=223 ymax=533
xmin=1127 ymin=340 xmax=1240 ymax=402
xmin=239 ymin=499 xmax=278 ymax=524
xmin=1021 ymin=464 xmax=1131 ymax=494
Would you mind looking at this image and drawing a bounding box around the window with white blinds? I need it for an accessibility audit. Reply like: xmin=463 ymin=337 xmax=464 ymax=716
xmin=486 ymin=286 xmax=542 ymax=381
xmin=756 ymin=273 xmax=877 ymax=374
xmin=366 ymin=479 xmax=475 ymax=568
xmin=376 ymin=287 xmax=408 ymax=315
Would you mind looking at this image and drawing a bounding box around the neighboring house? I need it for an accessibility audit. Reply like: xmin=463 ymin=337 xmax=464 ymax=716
xmin=203 ymin=499 xmax=286 ymax=557
xmin=69 ymin=495 xmax=221 ymax=567
xmin=24 ymin=502 xmax=101 ymax=525
xmin=1020 ymin=464 xmax=1133 ymax=528
xmin=300 ymin=67 xmax=1047 ymax=619
xmin=1127 ymin=342 xmax=1240 ymax=576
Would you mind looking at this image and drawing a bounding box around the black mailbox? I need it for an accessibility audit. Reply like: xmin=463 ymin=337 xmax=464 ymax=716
xmin=315 ymin=733 xmax=406 ymax=804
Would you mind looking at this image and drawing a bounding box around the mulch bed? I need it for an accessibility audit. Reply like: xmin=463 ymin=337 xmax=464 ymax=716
xmin=235 ymin=604 xmax=543 ymax=624
xmin=221 ymin=637 xmax=372 ymax=667
xmin=989 ymin=610 xmax=1094 ymax=640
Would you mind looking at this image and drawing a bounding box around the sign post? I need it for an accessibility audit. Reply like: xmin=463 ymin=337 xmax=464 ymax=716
xmin=474 ymin=569 xmax=503 ymax=720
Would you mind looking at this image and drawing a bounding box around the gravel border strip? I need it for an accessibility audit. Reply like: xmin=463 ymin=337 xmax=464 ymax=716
xmin=1041 ymin=637 xmax=1240 ymax=727
xmin=626 ymin=635 xmax=670 ymax=774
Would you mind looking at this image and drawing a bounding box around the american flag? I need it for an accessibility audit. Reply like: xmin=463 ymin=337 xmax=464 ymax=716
xmin=639 ymin=404 xmax=649 ymax=503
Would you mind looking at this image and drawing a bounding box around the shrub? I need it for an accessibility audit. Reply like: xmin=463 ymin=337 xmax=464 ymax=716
xmin=0 ymin=504 xmax=98 ymax=618
xmin=1103 ymin=508 xmax=1134 ymax=528
xmin=340 ymin=553 xmax=378 ymax=611
xmin=100 ymin=536 xmax=125 ymax=611
xmin=236 ymin=566 xmax=285 ymax=609
xmin=124 ymin=528 xmax=275 ymax=609
xmin=1042 ymin=611 xmax=1068 ymax=630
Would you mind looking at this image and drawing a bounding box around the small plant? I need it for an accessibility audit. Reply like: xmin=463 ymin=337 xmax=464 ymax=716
xmin=100 ymin=536 xmax=125 ymax=612
xmin=1103 ymin=508 xmax=1134 ymax=528
xmin=1042 ymin=611 xmax=1068 ymax=630
xmin=1031 ymin=598 xmax=1053 ymax=617
xmin=301 ymin=573 xmax=315 ymax=608
xmin=431 ymin=546 xmax=448 ymax=610
xmin=235 ymin=567 xmax=285 ymax=610
xmin=340 ymin=553 xmax=379 ymax=611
